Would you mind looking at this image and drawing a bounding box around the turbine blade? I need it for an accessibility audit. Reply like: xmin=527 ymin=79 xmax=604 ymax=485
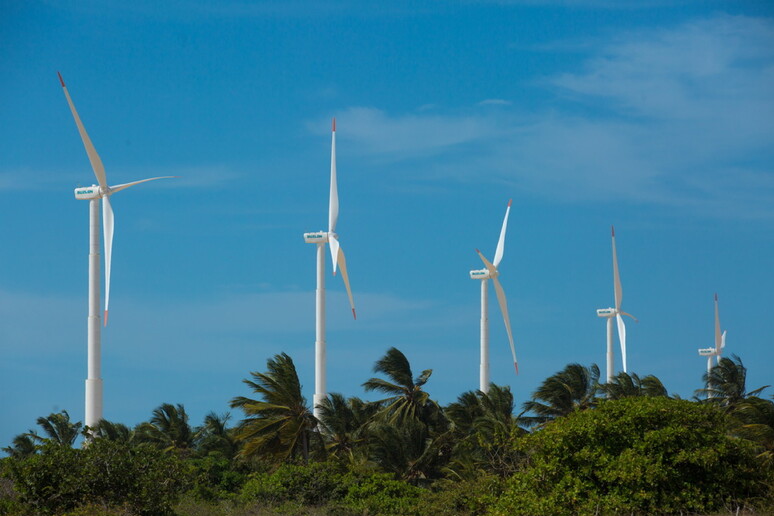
xmin=616 ymin=312 xmax=627 ymax=373
xmin=328 ymin=118 xmax=339 ymax=233
xmin=329 ymin=234 xmax=340 ymax=275
xmin=335 ymin=244 xmax=356 ymax=319
xmin=492 ymin=276 xmax=518 ymax=374
xmin=721 ymin=330 xmax=726 ymax=350
xmin=102 ymin=195 xmax=115 ymax=326
xmin=621 ymin=311 xmax=639 ymax=323
xmin=714 ymin=293 xmax=722 ymax=351
xmin=612 ymin=226 xmax=623 ymax=311
xmin=109 ymin=176 xmax=175 ymax=194
xmin=475 ymin=249 xmax=497 ymax=275
xmin=58 ymin=72 xmax=107 ymax=188
xmin=493 ymin=199 xmax=512 ymax=268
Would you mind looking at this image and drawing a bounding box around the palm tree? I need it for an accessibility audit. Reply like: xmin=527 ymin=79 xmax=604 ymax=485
xmin=522 ymin=363 xmax=600 ymax=423
xmin=230 ymin=352 xmax=318 ymax=462
xmin=446 ymin=390 xmax=483 ymax=437
xmin=2 ymin=432 xmax=39 ymax=458
xmin=448 ymin=384 xmax=522 ymax=437
xmin=91 ymin=419 xmax=134 ymax=443
xmin=367 ymin=418 xmax=453 ymax=483
xmin=196 ymin=412 xmax=238 ymax=458
xmin=732 ymin=396 xmax=774 ymax=467
xmin=475 ymin=383 xmax=523 ymax=436
xmin=598 ymin=371 xmax=668 ymax=399
xmin=445 ymin=384 xmax=526 ymax=478
xmin=317 ymin=393 xmax=380 ymax=459
xmin=696 ymin=355 xmax=769 ymax=408
xmin=32 ymin=411 xmax=82 ymax=446
xmin=362 ymin=347 xmax=440 ymax=427
xmin=134 ymin=403 xmax=195 ymax=453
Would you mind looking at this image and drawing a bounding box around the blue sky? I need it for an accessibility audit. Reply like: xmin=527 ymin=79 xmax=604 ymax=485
xmin=1 ymin=0 xmax=773 ymax=448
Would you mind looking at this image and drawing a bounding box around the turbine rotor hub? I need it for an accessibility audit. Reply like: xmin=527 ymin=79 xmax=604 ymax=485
xmin=596 ymin=307 xmax=616 ymax=318
xmin=470 ymin=268 xmax=493 ymax=280
xmin=303 ymin=231 xmax=329 ymax=244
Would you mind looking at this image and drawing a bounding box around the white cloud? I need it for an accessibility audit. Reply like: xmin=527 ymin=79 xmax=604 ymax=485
xmin=0 ymin=287 xmax=461 ymax=367
xmin=478 ymin=99 xmax=512 ymax=106
xmin=326 ymin=107 xmax=499 ymax=158
xmin=323 ymin=15 xmax=774 ymax=217
xmin=552 ymin=15 xmax=774 ymax=121
xmin=0 ymin=164 xmax=240 ymax=193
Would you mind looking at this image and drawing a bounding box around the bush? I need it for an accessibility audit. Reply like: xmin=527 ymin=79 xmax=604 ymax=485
xmin=238 ymin=461 xmax=427 ymax=515
xmin=240 ymin=460 xmax=348 ymax=506
xmin=414 ymin=474 xmax=504 ymax=515
xmin=4 ymin=440 xmax=188 ymax=515
xmin=493 ymin=397 xmax=768 ymax=515
xmin=338 ymin=473 xmax=425 ymax=515
xmin=186 ymin=454 xmax=248 ymax=501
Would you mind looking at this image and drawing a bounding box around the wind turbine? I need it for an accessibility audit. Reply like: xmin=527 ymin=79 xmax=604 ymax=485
xmin=58 ymin=72 xmax=172 ymax=432
xmin=470 ymin=200 xmax=517 ymax=393
xmin=596 ymin=226 xmax=637 ymax=383
xmin=698 ymin=293 xmax=726 ymax=398
xmin=303 ymin=118 xmax=356 ymax=421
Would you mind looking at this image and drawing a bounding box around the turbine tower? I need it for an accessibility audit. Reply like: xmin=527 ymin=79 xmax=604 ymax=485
xmin=303 ymin=118 xmax=356 ymax=421
xmin=58 ymin=73 xmax=172 ymax=432
xmin=596 ymin=226 xmax=637 ymax=383
xmin=698 ymin=293 xmax=726 ymax=398
xmin=470 ymin=200 xmax=517 ymax=393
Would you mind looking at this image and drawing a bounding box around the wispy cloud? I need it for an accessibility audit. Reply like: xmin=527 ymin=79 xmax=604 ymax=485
xmin=460 ymin=0 xmax=689 ymax=8
xmin=0 ymin=287 xmax=463 ymax=367
xmin=315 ymin=107 xmax=500 ymax=159
xmin=321 ymin=15 xmax=774 ymax=217
xmin=478 ymin=99 xmax=512 ymax=106
xmin=53 ymin=0 xmax=437 ymax=21
xmin=0 ymin=164 xmax=240 ymax=192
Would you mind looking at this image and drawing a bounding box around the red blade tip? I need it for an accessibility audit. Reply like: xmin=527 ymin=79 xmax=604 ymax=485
xmin=514 ymin=362 xmax=519 ymax=375
xmin=103 ymin=310 xmax=109 ymax=327
xmin=507 ymin=199 xmax=512 ymax=207
xmin=611 ymin=225 xmax=615 ymax=237
xmin=715 ymin=293 xmax=718 ymax=301
xmin=332 ymin=117 xmax=336 ymax=132
xmin=57 ymin=71 xmax=65 ymax=87
xmin=352 ymin=308 xmax=357 ymax=320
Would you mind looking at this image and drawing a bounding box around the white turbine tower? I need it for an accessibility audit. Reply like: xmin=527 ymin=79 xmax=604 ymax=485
xmin=470 ymin=200 xmax=517 ymax=393
xmin=698 ymin=293 xmax=727 ymax=398
xmin=303 ymin=118 xmax=356 ymax=421
xmin=58 ymin=72 xmax=172 ymax=432
xmin=596 ymin=226 xmax=637 ymax=383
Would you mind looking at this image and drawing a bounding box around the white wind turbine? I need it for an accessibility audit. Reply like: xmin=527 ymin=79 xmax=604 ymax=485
xmin=303 ymin=118 xmax=356 ymax=421
xmin=698 ymin=293 xmax=726 ymax=398
xmin=58 ymin=73 xmax=172 ymax=432
xmin=470 ymin=200 xmax=517 ymax=393
xmin=596 ymin=226 xmax=637 ymax=383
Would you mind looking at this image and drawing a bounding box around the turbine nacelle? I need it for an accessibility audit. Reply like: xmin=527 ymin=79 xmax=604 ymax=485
xmin=74 ymin=185 xmax=105 ymax=200
xmin=698 ymin=347 xmax=717 ymax=357
xmin=470 ymin=268 xmax=495 ymax=280
xmin=304 ymin=231 xmax=332 ymax=244
xmin=596 ymin=307 xmax=616 ymax=318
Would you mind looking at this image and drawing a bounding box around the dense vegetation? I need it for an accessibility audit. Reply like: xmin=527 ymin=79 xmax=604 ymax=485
xmin=1 ymin=350 xmax=772 ymax=515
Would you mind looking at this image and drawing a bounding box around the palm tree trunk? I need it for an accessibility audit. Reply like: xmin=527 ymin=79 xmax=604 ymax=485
xmin=302 ymin=430 xmax=309 ymax=464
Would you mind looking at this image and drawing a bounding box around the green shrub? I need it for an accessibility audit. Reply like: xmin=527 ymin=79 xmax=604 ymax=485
xmin=238 ymin=461 xmax=427 ymax=514
xmin=338 ymin=472 xmax=425 ymax=515
xmin=4 ymin=440 xmax=188 ymax=515
xmin=187 ymin=454 xmax=248 ymax=501
xmin=239 ymin=460 xmax=347 ymax=506
xmin=493 ymin=397 xmax=768 ymax=515
xmin=239 ymin=471 xmax=288 ymax=505
xmin=415 ymin=474 xmax=504 ymax=515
